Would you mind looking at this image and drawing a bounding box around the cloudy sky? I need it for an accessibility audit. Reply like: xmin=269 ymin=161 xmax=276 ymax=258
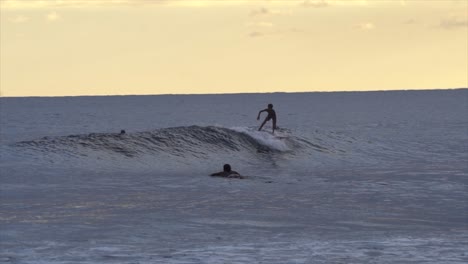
xmin=1 ymin=0 xmax=467 ymax=97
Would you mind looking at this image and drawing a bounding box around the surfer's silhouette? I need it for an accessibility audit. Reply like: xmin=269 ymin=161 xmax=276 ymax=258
xmin=257 ymin=103 xmax=277 ymax=133
xmin=210 ymin=164 xmax=244 ymax=179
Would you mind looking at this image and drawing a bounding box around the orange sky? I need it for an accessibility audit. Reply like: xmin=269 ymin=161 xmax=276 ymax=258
xmin=1 ymin=0 xmax=467 ymax=97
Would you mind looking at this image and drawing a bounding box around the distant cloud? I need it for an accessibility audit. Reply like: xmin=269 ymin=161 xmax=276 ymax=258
xmin=0 ymin=0 xmax=251 ymax=9
xmin=404 ymin=19 xmax=417 ymax=25
xmin=246 ymin=21 xmax=274 ymax=28
xmin=248 ymin=31 xmax=264 ymax=38
xmin=249 ymin=7 xmax=291 ymax=17
xmin=300 ymin=0 xmax=329 ymax=8
xmin=46 ymin=12 xmax=60 ymax=22
xmin=248 ymin=28 xmax=302 ymax=38
xmin=9 ymin=15 xmax=30 ymax=23
xmin=1 ymin=0 xmax=405 ymax=9
xmin=249 ymin=7 xmax=270 ymax=17
xmin=355 ymin=22 xmax=375 ymax=30
xmin=440 ymin=17 xmax=468 ymax=29
xmin=247 ymin=6 xmax=292 ymax=38
xmin=258 ymin=22 xmax=274 ymax=27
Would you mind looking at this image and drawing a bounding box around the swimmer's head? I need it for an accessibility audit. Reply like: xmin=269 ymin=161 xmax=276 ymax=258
xmin=223 ymin=164 xmax=231 ymax=172
xmin=268 ymin=103 xmax=273 ymax=109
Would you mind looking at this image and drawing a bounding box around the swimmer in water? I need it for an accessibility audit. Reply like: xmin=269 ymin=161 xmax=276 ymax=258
xmin=257 ymin=103 xmax=277 ymax=133
xmin=210 ymin=164 xmax=244 ymax=179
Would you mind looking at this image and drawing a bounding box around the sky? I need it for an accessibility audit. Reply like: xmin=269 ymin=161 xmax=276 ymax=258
xmin=0 ymin=0 xmax=467 ymax=97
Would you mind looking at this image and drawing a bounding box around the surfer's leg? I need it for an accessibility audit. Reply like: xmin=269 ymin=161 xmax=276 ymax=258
xmin=258 ymin=119 xmax=267 ymax=131
xmin=272 ymin=119 xmax=277 ymax=133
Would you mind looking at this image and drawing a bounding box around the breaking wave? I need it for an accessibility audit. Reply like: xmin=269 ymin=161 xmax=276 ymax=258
xmin=9 ymin=125 xmax=378 ymax=172
xmin=14 ymin=126 xmax=320 ymax=157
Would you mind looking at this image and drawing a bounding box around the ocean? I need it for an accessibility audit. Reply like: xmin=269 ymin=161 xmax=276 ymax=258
xmin=1 ymin=89 xmax=467 ymax=263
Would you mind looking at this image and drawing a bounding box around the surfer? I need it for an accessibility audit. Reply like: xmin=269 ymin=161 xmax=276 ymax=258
xmin=210 ymin=164 xmax=244 ymax=179
xmin=257 ymin=103 xmax=277 ymax=133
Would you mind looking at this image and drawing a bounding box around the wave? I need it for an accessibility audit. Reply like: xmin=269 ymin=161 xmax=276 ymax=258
xmin=13 ymin=123 xmax=456 ymax=173
xmin=10 ymin=125 xmax=377 ymax=172
xmin=14 ymin=126 xmax=319 ymax=157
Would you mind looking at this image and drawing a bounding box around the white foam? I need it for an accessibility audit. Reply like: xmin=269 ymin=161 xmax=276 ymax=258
xmin=229 ymin=126 xmax=290 ymax=151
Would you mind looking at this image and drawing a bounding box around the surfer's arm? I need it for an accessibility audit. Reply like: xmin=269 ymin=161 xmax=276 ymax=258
xmin=257 ymin=109 xmax=266 ymax=120
xmin=210 ymin=172 xmax=222 ymax=176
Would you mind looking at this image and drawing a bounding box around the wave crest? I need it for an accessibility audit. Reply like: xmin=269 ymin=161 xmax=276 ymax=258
xmin=15 ymin=126 xmax=310 ymax=159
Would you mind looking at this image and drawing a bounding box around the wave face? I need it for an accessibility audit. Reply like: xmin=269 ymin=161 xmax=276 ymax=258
xmin=11 ymin=125 xmax=362 ymax=172
xmin=15 ymin=126 xmax=292 ymax=155
xmin=9 ymin=123 xmax=465 ymax=174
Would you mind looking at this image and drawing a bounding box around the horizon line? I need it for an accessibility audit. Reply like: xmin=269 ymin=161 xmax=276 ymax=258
xmin=0 ymin=87 xmax=466 ymax=99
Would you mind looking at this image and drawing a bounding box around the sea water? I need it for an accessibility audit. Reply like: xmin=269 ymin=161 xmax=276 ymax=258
xmin=0 ymin=90 xmax=467 ymax=263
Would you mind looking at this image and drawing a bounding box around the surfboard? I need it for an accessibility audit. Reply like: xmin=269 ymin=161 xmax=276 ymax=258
xmin=260 ymin=130 xmax=288 ymax=139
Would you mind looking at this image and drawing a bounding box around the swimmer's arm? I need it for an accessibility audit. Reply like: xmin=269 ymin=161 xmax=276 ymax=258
xmin=210 ymin=172 xmax=222 ymax=176
xmin=227 ymin=172 xmax=245 ymax=179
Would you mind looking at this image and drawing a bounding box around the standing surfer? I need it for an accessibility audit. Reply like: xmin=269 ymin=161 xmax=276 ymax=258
xmin=257 ymin=103 xmax=277 ymax=133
